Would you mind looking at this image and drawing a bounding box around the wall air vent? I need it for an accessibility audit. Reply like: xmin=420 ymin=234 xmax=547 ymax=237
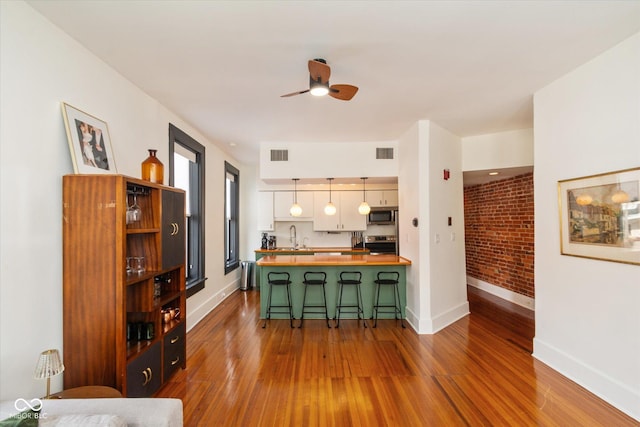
xmin=376 ymin=147 xmax=394 ymax=159
xmin=270 ymin=149 xmax=289 ymax=161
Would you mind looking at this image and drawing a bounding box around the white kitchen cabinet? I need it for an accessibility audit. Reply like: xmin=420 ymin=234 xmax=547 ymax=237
xmin=257 ymin=191 xmax=274 ymax=231
xmin=367 ymin=190 xmax=398 ymax=207
xmin=274 ymin=191 xmax=314 ymax=220
xmin=313 ymin=191 xmax=366 ymax=231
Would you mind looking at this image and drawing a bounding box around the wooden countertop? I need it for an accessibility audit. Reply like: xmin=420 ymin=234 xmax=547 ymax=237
xmin=256 ymin=254 xmax=411 ymax=266
xmin=255 ymin=247 xmax=369 ymax=254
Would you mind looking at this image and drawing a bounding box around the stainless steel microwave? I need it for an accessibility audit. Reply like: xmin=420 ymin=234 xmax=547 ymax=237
xmin=367 ymin=208 xmax=397 ymax=225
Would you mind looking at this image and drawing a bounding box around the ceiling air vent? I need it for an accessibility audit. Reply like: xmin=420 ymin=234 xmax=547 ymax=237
xmin=270 ymin=149 xmax=289 ymax=162
xmin=376 ymin=147 xmax=394 ymax=159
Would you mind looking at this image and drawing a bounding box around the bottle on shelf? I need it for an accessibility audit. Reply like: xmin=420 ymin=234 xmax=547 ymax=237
xmin=141 ymin=149 xmax=164 ymax=184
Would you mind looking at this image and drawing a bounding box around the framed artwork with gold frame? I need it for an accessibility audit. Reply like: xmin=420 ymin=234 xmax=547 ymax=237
xmin=62 ymin=102 xmax=117 ymax=174
xmin=558 ymin=167 xmax=640 ymax=265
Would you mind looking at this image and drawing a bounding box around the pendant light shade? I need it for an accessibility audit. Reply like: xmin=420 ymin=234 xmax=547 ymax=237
xmin=324 ymin=178 xmax=336 ymax=215
xmin=358 ymin=177 xmax=371 ymax=215
xmin=290 ymin=178 xmax=302 ymax=217
xmin=611 ymin=189 xmax=630 ymax=204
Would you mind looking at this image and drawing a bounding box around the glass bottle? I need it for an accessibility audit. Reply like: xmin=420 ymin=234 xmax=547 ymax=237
xmin=141 ymin=149 xmax=164 ymax=184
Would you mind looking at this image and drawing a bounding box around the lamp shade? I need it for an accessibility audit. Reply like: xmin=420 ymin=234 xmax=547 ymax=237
xmin=611 ymin=190 xmax=630 ymax=204
xmin=324 ymin=201 xmax=337 ymax=216
xmin=34 ymin=349 xmax=64 ymax=379
xmin=358 ymin=177 xmax=370 ymax=215
xmin=358 ymin=201 xmax=371 ymax=215
xmin=290 ymin=178 xmax=302 ymax=217
xmin=290 ymin=203 xmax=303 ymax=217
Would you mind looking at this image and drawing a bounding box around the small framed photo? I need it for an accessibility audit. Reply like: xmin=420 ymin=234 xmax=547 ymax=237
xmin=61 ymin=102 xmax=116 ymax=174
xmin=558 ymin=167 xmax=640 ymax=265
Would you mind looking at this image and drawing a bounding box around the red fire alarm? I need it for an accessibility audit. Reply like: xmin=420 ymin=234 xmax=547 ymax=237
xmin=443 ymin=169 xmax=450 ymax=180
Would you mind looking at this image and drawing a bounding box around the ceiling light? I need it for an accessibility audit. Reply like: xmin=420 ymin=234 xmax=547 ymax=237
xmin=489 ymin=172 xmax=499 ymax=176
xmin=310 ymin=79 xmax=329 ymax=97
xmin=290 ymin=178 xmax=302 ymax=217
xmin=324 ymin=178 xmax=336 ymax=215
xmin=358 ymin=177 xmax=370 ymax=215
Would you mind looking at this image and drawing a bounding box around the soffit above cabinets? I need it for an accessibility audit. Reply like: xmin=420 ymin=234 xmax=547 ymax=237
xmin=260 ymin=141 xmax=399 ymax=184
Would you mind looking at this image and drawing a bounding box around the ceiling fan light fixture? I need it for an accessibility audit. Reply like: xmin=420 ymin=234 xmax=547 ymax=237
xmin=310 ymin=80 xmax=329 ymax=97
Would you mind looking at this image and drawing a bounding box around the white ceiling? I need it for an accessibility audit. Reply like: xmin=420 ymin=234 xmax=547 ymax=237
xmin=28 ymin=1 xmax=640 ymax=181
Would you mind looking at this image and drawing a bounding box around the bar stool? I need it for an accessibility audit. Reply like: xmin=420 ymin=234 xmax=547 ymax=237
xmin=299 ymin=272 xmax=331 ymax=328
xmin=372 ymin=271 xmax=405 ymax=328
xmin=262 ymin=272 xmax=294 ymax=328
xmin=335 ymin=271 xmax=367 ymax=328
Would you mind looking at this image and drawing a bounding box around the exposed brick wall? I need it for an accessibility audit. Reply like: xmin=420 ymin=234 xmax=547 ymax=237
xmin=464 ymin=173 xmax=535 ymax=298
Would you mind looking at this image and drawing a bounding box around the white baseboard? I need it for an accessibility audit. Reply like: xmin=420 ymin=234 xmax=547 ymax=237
xmin=430 ymin=301 xmax=470 ymax=334
xmin=533 ymin=338 xmax=640 ymax=422
xmin=407 ymin=302 xmax=470 ymax=334
xmin=185 ymin=279 xmax=240 ymax=332
xmin=467 ymin=276 xmax=535 ymax=310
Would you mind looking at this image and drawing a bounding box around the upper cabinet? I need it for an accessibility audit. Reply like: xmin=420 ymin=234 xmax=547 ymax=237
xmin=367 ymin=190 xmax=398 ymax=207
xmin=313 ymin=191 xmax=366 ymax=231
xmin=257 ymin=192 xmax=274 ymax=231
xmin=162 ymin=191 xmax=186 ymax=269
xmin=274 ymin=191 xmax=314 ymax=221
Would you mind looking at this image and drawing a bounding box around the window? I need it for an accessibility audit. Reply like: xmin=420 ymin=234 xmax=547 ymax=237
xmin=169 ymin=124 xmax=206 ymax=297
xmin=225 ymin=161 xmax=240 ymax=273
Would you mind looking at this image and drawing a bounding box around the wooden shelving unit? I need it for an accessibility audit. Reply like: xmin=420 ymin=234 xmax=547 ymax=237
xmin=62 ymin=174 xmax=186 ymax=397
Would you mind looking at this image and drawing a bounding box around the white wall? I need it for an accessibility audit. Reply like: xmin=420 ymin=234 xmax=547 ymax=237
xmin=398 ymin=120 xmax=468 ymax=334
xmin=260 ymin=141 xmax=398 ymax=181
xmin=427 ymin=123 xmax=469 ymax=332
xmin=461 ymin=128 xmax=534 ymax=171
xmin=533 ymin=32 xmax=640 ymax=419
xmin=0 ymin=1 xmax=247 ymax=400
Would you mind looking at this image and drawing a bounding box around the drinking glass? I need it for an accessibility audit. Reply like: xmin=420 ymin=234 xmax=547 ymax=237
xmin=134 ymin=256 xmax=145 ymax=274
xmin=127 ymin=194 xmax=142 ymax=224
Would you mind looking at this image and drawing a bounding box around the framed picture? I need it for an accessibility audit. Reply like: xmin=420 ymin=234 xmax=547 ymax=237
xmin=558 ymin=167 xmax=640 ymax=265
xmin=61 ymin=102 xmax=116 ymax=174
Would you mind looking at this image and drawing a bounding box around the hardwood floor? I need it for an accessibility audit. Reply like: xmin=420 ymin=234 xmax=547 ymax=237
xmin=156 ymin=286 xmax=636 ymax=426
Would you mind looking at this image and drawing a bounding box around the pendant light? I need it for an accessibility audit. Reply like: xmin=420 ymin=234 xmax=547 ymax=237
xmin=324 ymin=178 xmax=337 ymax=215
xmin=358 ymin=177 xmax=371 ymax=215
xmin=290 ymin=178 xmax=302 ymax=217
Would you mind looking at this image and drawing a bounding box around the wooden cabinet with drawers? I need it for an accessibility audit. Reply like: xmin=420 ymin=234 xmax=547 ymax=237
xmin=62 ymin=174 xmax=186 ymax=397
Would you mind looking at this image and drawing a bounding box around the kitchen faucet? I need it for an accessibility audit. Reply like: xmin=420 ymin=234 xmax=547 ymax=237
xmin=289 ymin=224 xmax=297 ymax=249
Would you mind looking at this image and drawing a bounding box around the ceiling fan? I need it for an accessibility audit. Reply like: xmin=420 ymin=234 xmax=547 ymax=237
xmin=281 ymin=58 xmax=359 ymax=101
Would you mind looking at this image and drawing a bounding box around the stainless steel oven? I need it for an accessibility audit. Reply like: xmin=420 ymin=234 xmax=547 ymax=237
xmin=364 ymin=235 xmax=397 ymax=255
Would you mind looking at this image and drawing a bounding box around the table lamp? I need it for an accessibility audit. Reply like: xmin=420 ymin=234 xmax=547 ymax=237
xmin=34 ymin=349 xmax=65 ymax=399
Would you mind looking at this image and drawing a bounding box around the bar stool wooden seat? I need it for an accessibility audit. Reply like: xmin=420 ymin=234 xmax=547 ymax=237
xmin=299 ymin=272 xmax=331 ymax=328
xmin=372 ymin=271 xmax=405 ymax=328
xmin=335 ymin=271 xmax=367 ymax=328
xmin=262 ymin=271 xmax=294 ymax=328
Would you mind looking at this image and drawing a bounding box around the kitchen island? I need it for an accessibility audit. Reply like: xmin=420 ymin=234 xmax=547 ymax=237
xmin=256 ymin=254 xmax=411 ymax=321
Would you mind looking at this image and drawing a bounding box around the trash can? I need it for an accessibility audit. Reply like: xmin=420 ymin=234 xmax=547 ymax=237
xmin=240 ymin=261 xmax=255 ymax=290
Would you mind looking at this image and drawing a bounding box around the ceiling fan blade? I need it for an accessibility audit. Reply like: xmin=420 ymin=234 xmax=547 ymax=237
xmin=281 ymin=89 xmax=310 ymax=98
xmin=308 ymin=59 xmax=330 ymax=83
xmin=329 ymin=84 xmax=358 ymax=101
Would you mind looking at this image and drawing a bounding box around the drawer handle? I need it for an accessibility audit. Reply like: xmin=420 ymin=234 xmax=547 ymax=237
xmin=170 ymin=336 xmax=180 ymax=344
xmin=142 ymin=368 xmax=149 ymax=386
xmin=171 ymin=356 xmax=180 ymax=366
xmin=142 ymin=367 xmax=153 ymax=386
xmin=170 ymin=223 xmax=179 ymax=235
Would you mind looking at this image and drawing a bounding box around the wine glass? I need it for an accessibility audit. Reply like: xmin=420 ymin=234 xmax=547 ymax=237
xmin=127 ymin=194 xmax=142 ymax=223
